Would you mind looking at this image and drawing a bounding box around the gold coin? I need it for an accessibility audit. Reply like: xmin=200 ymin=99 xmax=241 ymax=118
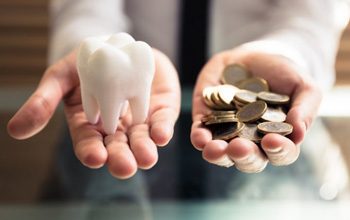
xmin=234 ymin=90 xmax=257 ymax=104
xmin=238 ymin=123 xmax=263 ymax=143
xmin=233 ymin=99 xmax=246 ymax=106
xmin=202 ymin=112 xmax=237 ymax=124
xmin=205 ymin=115 xmax=239 ymax=125
xmin=236 ymin=101 xmax=267 ymax=123
xmin=217 ymin=84 xmax=239 ymax=107
xmin=261 ymin=107 xmax=287 ymax=122
xmin=202 ymin=86 xmax=217 ymax=108
xmin=211 ymin=110 xmax=237 ymax=116
xmin=214 ymin=114 xmax=238 ymax=120
xmin=202 ymin=86 xmax=213 ymax=100
xmin=257 ymin=122 xmax=293 ymax=136
xmin=201 ymin=114 xmax=215 ymax=123
xmin=212 ymin=122 xmax=245 ymax=141
xmin=235 ymin=105 xmax=243 ymax=110
xmin=234 ymin=100 xmax=246 ymax=110
xmin=216 ymin=113 xmax=237 ymax=119
xmin=257 ymin=91 xmax=289 ymax=105
xmin=220 ymin=63 xmax=250 ymax=85
xmin=238 ymin=77 xmax=269 ymax=93
xmin=210 ymin=88 xmax=226 ymax=109
xmin=235 ymin=103 xmax=246 ymax=108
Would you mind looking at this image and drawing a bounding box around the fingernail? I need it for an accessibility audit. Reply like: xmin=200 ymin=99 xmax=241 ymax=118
xmin=236 ymin=158 xmax=268 ymax=173
xmin=235 ymin=153 xmax=257 ymax=164
xmin=265 ymin=146 xmax=283 ymax=153
xmin=215 ymin=155 xmax=234 ymax=168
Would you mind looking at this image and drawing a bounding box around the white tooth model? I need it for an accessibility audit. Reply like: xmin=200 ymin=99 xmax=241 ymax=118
xmin=77 ymin=33 xmax=155 ymax=135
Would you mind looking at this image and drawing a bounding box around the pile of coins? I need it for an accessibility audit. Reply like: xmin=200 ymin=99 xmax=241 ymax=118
xmin=201 ymin=64 xmax=293 ymax=143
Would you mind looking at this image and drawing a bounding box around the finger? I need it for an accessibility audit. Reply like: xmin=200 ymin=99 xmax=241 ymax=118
xmin=243 ymin=53 xmax=322 ymax=144
xmin=7 ymin=52 xmax=79 ymax=139
xmin=202 ymin=140 xmax=234 ymax=167
xmin=261 ymin=133 xmax=300 ymax=166
xmin=227 ymin=138 xmax=268 ymax=173
xmin=190 ymin=88 xmax=212 ymax=150
xmin=148 ymin=49 xmax=181 ymax=146
xmin=190 ymin=120 xmax=212 ymax=150
xmin=287 ymin=83 xmax=322 ymax=145
xmin=66 ymin=110 xmax=108 ymax=169
xmin=191 ymin=63 xmax=223 ymax=118
xmin=190 ymin=56 xmax=227 ymax=150
xmin=7 ymin=93 xmax=55 ymax=140
xmin=128 ymin=124 xmax=158 ymax=169
xmin=105 ymin=131 xmax=138 ymax=179
xmin=190 ymin=51 xmax=245 ymax=118
xmin=150 ymin=107 xmax=177 ymax=146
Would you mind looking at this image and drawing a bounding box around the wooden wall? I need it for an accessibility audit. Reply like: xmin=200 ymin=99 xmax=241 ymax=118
xmin=0 ymin=0 xmax=59 ymax=203
xmin=337 ymin=25 xmax=350 ymax=84
xmin=0 ymin=0 xmax=48 ymax=86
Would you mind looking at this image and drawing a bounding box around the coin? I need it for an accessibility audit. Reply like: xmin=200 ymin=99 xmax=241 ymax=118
xmin=210 ymin=89 xmax=226 ymax=109
xmin=233 ymin=99 xmax=246 ymax=110
xmin=261 ymin=107 xmax=287 ymax=122
xmin=201 ymin=114 xmax=215 ymax=123
xmin=234 ymin=90 xmax=257 ymax=104
xmin=238 ymin=123 xmax=263 ymax=143
xmin=202 ymin=86 xmax=217 ymax=108
xmin=238 ymin=77 xmax=269 ymax=93
xmin=205 ymin=115 xmax=239 ymax=125
xmin=217 ymin=84 xmax=239 ymax=107
xmin=257 ymin=91 xmax=289 ymax=105
xmin=202 ymin=64 xmax=294 ymax=144
xmin=211 ymin=110 xmax=237 ymax=116
xmin=257 ymin=122 xmax=293 ymax=135
xmin=211 ymin=122 xmax=245 ymax=141
xmin=220 ymin=63 xmax=250 ymax=85
xmin=202 ymin=111 xmax=237 ymax=124
xmin=215 ymin=113 xmax=238 ymax=119
xmin=236 ymin=101 xmax=267 ymax=123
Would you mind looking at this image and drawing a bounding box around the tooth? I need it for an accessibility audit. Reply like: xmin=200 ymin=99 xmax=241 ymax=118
xmin=77 ymin=33 xmax=155 ymax=135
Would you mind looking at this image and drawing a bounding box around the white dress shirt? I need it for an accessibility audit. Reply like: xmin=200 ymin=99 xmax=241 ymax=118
xmin=49 ymin=0 xmax=350 ymax=89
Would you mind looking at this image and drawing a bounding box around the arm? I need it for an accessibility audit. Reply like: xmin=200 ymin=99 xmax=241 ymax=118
xmin=8 ymin=1 xmax=181 ymax=179
xmin=49 ymin=0 xmax=129 ymax=63
xmin=241 ymin=0 xmax=350 ymax=89
xmin=191 ymin=0 xmax=350 ymax=172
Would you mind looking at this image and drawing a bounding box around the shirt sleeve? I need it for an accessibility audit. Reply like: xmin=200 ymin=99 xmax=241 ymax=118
xmin=240 ymin=0 xmax=350 ymax=89
xmin=48 ymin=0 xmax=129 ymax=64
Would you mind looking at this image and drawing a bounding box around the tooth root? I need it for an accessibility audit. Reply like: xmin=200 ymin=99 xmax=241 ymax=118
xmin=129 ymin=94 xmax=150 ymax=125
xmin=98 ymin=97 xmax=124 ymax=135
xmin=120 ymin=101 xmax=129 ymax=118
xmin=81 ymin=89 xmax=99 ymax=124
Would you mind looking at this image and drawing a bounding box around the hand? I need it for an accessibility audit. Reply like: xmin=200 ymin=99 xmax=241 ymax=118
xmin=7 ymin=49 xmax=181 ymax=179
xmin=191 ymin=49 xmax=322 ymax=173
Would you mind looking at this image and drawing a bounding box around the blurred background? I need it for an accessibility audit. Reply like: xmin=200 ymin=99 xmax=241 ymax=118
xmin=1 ymin=0 xmax=350 ymax=206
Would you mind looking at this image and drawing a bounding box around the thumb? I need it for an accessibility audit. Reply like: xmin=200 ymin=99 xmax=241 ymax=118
xmin=7 ymin=52 xmax=78 ymax=139
xmin=287 ymin=82 xmax=322 ymax=145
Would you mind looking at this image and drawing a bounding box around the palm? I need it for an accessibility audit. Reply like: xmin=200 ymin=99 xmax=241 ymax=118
xmin=8 ymin=49 xmax=180 ymax=179
xmin=191 ymin=50 xmax=321 ymax=173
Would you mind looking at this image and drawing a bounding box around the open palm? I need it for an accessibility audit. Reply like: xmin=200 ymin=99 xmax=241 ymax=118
xmin=191 ymin=49 xmax=322 ymax=173
xmin=8 ymin=49 xmax=181 ymax=179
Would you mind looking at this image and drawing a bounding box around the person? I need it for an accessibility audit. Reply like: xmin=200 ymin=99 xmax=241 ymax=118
xmin=7 ymin=0 xmax=349 ymax=193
